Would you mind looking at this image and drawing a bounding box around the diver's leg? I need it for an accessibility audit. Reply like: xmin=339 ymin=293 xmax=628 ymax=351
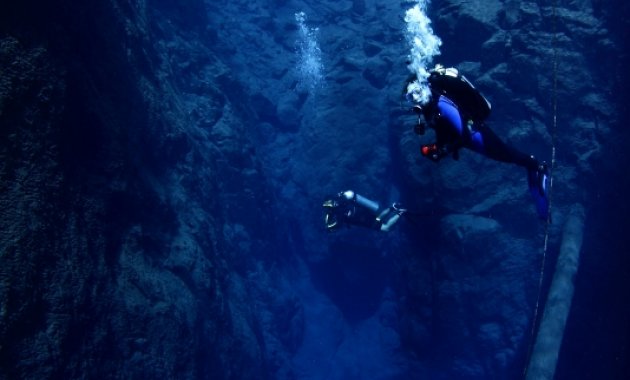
xmin=377 ymin=204 xmax=406 ymax=232
xmin=469 ymin=124 xmax=550 ymax=219
xmin=380 ymin=214 xmax=401 ymax=231
xmin=470 ymin=124 xmax=538 ymax=170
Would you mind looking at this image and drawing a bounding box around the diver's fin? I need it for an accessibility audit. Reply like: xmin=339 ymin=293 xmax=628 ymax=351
xmin=528 ymin=163 xmax=550 ymax=220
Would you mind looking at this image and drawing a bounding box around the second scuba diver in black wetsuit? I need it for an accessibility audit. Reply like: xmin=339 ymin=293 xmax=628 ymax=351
xmin=322 ymin=190 xmax=406 ymax=232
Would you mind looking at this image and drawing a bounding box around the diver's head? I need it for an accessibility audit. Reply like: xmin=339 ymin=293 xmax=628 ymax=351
xmin=405 ymin=78 xmax=431 ymax=105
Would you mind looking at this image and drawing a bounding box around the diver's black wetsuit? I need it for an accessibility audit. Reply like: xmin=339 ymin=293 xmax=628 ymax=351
xmin=343 ymin=205 xmax=382 ymax=230
xmin=415 ymin=89 xmax=549 ymax=220
xmin=470 ymin=124 xmax=538 ymax=170
xmin=323 ymin=191 xmax=405 ymax=232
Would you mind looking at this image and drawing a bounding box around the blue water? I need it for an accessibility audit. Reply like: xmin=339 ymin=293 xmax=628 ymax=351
xmin=230 ymin=1 xmax=630 ymax=379
xmin=1 ymin=0 xmax=629 ymax=379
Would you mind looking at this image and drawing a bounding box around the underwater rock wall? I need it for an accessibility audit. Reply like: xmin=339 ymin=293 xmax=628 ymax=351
xmin=211 ymin=0 xmax=618 ymax=378
xmin=397 ymin=0 xmax=617 ymax=377
xmin=0 ymin=0 xmax=624 ymax=379
xmin=1 ymin=1 xmax=301 ymax=378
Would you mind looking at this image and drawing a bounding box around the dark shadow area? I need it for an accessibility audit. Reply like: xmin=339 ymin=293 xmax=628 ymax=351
xmin=555 ymin=6 xmax=630 ymax=377
xmin=555 ymin=132 xmax=630 ymax=380
xmin=310 ymin=239 xmax=390 ymax=323
xmin=555 ymin=163 xmax=630 ymax=379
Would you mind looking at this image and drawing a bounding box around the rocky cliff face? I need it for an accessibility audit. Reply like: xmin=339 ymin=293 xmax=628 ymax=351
xmin=1 ymin=1 xmax=302 ymax=379
xmin=1 ymin=0 xmax=627 ymax=379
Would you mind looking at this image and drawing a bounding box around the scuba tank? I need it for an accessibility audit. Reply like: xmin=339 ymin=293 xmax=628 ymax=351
xmin=428 ymin=65 xmax=492 ymax=122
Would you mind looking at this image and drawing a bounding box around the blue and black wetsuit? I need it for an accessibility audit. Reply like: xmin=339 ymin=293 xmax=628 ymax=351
xmin=419 ymin=93 xmax=549 ymax=219
xmin=427 ymin=94 xmax=539 ymax=171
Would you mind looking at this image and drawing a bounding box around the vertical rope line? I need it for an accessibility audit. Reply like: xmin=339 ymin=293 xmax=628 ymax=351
xmin=523 ymin=0 xmax=558 ymax=378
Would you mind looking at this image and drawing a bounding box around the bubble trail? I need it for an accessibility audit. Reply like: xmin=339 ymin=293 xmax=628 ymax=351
xmin=404 ymin=1 xmax=441 ymax=105
xmin=295 ymin=11 xmax=325 ymax=93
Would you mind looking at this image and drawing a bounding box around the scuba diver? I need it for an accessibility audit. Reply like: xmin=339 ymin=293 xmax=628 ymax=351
xmin=323 ymin=190 xmax=406 ymax=232
xmin=405 ymin=64 xmax=550 ymax=220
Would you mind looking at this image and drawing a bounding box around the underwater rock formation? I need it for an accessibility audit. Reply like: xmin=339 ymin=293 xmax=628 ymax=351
xmin=1 ymin=0 xmax=626 ymax=379
xmin=1 ymin=1 xmax=301 ymax=378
